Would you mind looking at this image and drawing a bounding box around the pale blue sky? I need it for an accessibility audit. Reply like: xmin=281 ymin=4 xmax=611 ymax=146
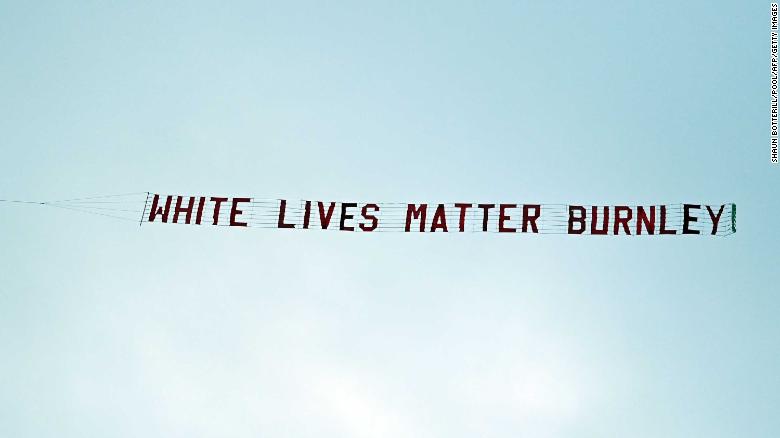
xmin=1 ymin=1 xmax=777 ymax=437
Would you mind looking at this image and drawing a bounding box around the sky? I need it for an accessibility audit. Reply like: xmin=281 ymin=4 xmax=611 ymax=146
xmin=0 ymin=1 xmax=777 ymax=437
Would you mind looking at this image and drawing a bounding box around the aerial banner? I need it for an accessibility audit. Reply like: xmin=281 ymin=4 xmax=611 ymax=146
xmin=141 ymin=194 xmax=737 ymax=236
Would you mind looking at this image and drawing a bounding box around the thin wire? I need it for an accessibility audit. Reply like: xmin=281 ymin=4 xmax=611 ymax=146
xmin=45 ymin=192 xmax=148 ymax=203
xmin=0 ymin=194 xmax=145 ymax=222
xmin=45 ymin=204 xmax=139 ymax=222
xmin=0 ymin=199 xmax=46 ymax=205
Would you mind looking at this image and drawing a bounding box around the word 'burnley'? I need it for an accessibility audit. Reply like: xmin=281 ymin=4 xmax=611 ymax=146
xmin=145 ymin=195 xmax=736 ymax=236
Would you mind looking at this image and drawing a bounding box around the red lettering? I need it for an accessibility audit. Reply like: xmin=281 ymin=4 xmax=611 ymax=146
xmin=706 ymin=205 xmax=725 ymax=235
xmin=303 ymin=201 xmax=311 ymax=229
xmin=430 ymin=204 xmax=448 ymax=232
xmin=318 ymin=202 xmax=336 ymax=229
xmin=498 ymin=204 xmax=517 ymax=233
xmin=522 ymin=204 xmax=541 ymax=233
xmin=148 ymin=194 xmax=173 ymax=223
xmin=636 ymin=206 xmax=655 ymax=235
xmin=277 ymin=199 xmax=295 ymax=228
xmin=195 ymin=197 xmax=206 ymax=225
xmin=360 ymin=204 xmax=379 ymax=231
xmin=591 ymin=206 xmax=609 ymax=235
xmin=340 ymin=202 xmax=357 ymax=231
xmin=614 ymin=206 xmax=632 ymax=235
xmin=210 ymin=197 xmax=228 ymax=225
xmin=478 ymin=204 xmax=495 ymax=232
xmin=230 ymin=197 xmax=250 ymax=227
xmin=454 ymin=203 xmax=472 ymax=232
xmin=660 ymin=205 xmax=677 ymax=234
xmin=568 ymin=205 xmax=586 ymax=234
xmin=405 ymin=204 xmax=427 ymax=232
xmin=683 ymin=204 xmax=700 ymax=235
xmin=173 ymin=196 xmax=195 ymax=224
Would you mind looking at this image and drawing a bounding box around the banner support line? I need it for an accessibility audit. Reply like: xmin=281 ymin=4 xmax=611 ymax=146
xmin=139 ymin=192 xmax=150 ymax=227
